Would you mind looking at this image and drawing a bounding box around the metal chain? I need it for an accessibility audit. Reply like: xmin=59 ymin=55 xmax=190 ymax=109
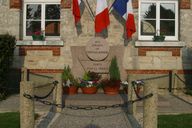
xmin=29 ymin=72 xmax=54 ymax=79
xmin=65 ymin=93 xmax=153 ymax=111
xmin=23 ymin=93 xmax=63 ymax=108
xmin=23 ymin=92 xmax=153 ymax=110
xmin=138 ymin=74 xmax=169 ymax=82
xmin=174 ymin=73 xmax=186 ymax=85
xmin=34 ymin=80 xmax=58 ymax=99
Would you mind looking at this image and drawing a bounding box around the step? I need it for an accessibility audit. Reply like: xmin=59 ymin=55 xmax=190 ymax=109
xmin=63 ymin=93 xmax=128 ymax=106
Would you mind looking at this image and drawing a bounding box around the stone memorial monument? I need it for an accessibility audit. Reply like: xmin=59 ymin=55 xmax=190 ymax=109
xmin=71 ymin=37 xmax=126 ymax=79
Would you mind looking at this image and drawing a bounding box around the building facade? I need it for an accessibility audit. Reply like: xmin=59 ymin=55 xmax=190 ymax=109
xmin=0 ymin=0 xmax=192 ymax=90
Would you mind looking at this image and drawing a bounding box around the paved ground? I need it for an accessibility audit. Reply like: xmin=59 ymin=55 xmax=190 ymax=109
xmin=48 ymin=94 xmax=133 ymax=128
xmin=0 ymin=93 xmax=192 ymax=128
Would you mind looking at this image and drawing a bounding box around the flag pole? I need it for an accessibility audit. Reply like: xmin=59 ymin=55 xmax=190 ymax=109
xmin=82 ymin=0 xmax=95 ymax=21
xmin=108 ymin=0 xmax=116 ymax=13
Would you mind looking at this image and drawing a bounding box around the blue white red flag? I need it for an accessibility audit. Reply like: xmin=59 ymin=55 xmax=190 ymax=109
xmin=113 ymin=0 xmax=136 ymax=39
xmin=73 ymin=0 xmax=82 ymax=24
xmin=95 ymin=0 xmax=110 ymax=33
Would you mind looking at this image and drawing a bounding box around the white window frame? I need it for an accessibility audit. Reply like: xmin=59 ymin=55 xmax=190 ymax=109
xmin=138 ymin=0 xmax=178 ymax=41
xmin=23 ymin=0 xmax=61 ymax=40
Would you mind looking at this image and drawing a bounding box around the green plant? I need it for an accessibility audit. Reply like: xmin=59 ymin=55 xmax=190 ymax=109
xmin=109 ymin=56 xmax=120 ymax=81
xmin=0 ymin=34 xmax=16 ymax=100
xmin=80 ymin=71 xmax=101 ymax=88
xmin=82 ymin=72 xmax=91 ymax=81
xmin=153 ymin=30 xmax=165 ymax=42
xmin=32 ymin=30 xmax=45 ymax=41
xmin=153 ymin=35 xmax=165 ymax=42
xmin=62 ymin=66 xmax=78 ymax=87
xmin=87 ymin=71 xmax=101 ymax=81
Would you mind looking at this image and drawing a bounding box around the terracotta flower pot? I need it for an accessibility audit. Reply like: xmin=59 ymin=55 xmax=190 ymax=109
xmin=81 ymin=86 xmax=97 ymax=94
xmin=103 ymin=84 xmax=120 ymax=95
xmin=63 ymin=86 xmax=78 ymax=95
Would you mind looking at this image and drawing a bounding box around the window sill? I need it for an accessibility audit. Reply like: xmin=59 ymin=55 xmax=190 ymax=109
xmin=135 ymin=41 xmax=185 ymax=47
xmin=16 ymin=40 xmax=64 ymax=46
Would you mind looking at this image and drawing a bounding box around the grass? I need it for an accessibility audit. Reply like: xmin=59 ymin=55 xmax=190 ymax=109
xmin=0 ymin=112 xmax=192 ymax=128
xmin=0 ymin=112 xmax=20 ymax=128
xmin=158 ymin=114 xmax=192 ymax=128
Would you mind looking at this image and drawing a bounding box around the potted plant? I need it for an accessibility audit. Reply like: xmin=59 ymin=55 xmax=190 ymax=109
xmin=32 ymin=30 xmax=45 ymax=41
xmin=79 ymin=71 xmax=101 ymax=94
xmin=62 ymin=66 xmax=78 ymax=95
xmin=153 ymin=30 xmax=165 ymax=42
xmin=103 ymin=56 xmax=121 ymax=95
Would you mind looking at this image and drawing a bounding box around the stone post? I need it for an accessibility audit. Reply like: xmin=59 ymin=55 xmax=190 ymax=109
xmin=172 ymin=70 xmax=178 ymax=94
xmin=20 ymin=81 xmax=34 ymax=128
xmin=143 ymin=82 xmax=158 ymax=128
xmin=127 ymin=75 xmax=137 ymax=116
xmin=55 ymin=74 xmax=63 ymax=112
xmin=21 ymin=67 xmax=28 ymax=81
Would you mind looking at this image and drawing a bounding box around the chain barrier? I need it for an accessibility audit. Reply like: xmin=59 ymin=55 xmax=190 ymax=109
xmin=65 ymin=93 xmax=153 ymax=111
xmin=137 ymin=74 xmax=169 ymax=82
xmin=23 ymin=78 xmax=157 ymax=110
xmin=29 ymin=72 xmax=54 ymax=79
xmin=23 ymin=91 xmax=153 ymax=110
xmin=23 ymin=80 xmax=62 ymax=107
xmin=174 ymin=73 xmax=186 ymax=85
xmin=23 ymin=93 xmax=63 ymax=108
xmin=34 ymin=80 xmax=58 ymax=99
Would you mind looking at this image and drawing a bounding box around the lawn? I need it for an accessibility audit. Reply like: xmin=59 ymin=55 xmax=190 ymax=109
xmin=0 ymin=112 xmax=20 ymax=128
xmin=0 ymin=112 xmax=192 ymax=128
xmin=158 ymin=114 xmax=192 ymax=128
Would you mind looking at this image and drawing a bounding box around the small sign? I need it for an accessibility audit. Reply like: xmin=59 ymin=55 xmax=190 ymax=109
xmin=86 ymin=37 xmax=109 ymax=61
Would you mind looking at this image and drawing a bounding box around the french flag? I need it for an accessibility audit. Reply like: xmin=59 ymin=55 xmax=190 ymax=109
xmin=95 ymin=0 xmax=110 ymax=33
xmin=113 ymin=0 xmax=136 ymax=39
xmin=72 ymin=0 xmax=82 ymax=24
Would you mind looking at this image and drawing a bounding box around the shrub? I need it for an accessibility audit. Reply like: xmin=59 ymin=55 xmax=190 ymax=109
xmin=109 ymin=56 xmax=120 ymax=81
xmin=62 ymin=66 xmax=78 ymax=86
xmin=0 ymin=34 xmax=16 ymax=100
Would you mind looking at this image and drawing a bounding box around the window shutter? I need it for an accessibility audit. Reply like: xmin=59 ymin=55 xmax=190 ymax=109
xmin=61 ymin=0 xmax=71 ymax=9
xmin=180 ymin=0 xmax=190 ymax=9
xmin=132 ymin=0 xmax=138 ymax=9
xmin=10 ymin=0 xmax=22 ymax=9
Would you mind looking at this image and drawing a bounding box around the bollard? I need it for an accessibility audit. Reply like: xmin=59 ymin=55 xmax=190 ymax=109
xmin=20 ymin=81 xmax=34 ymax=128
xmin=172 ymin=70 xmax=178 ymax=94
xmin=143 ymin=82 xmax=158 ymax=128
xmin=55 ymin=74 xmax=63 ymax=112
xmin=127 ymin=75 xmax=137 ymax=116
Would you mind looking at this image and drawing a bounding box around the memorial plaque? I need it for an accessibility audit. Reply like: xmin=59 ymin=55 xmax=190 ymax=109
xmin=86 ymin=37 xmax=109 ymax=61
xmin=81 ymin=61 xmax=109 ymax=73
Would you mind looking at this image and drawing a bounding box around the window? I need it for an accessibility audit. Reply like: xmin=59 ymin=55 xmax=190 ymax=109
xmin=138 ymin=0 xmax=178 ymax=41
xmin=23 ymin=0 xmax=61 ymax=40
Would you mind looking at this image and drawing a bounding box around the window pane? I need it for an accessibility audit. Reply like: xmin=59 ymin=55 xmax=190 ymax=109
xmin=45 ymin=21 xmax=60 ymax=36
xmin=160 ymin=20 xmax=175 ymax=36
xmin=27 ymin=4 xmax=41 ymax=19
xmin=141 ymin=20 xmax=156 ymax=35
xmin=46 ymin=4 xmax=60 ymax=19
xmin=160 ymin=4 xmax=175 ymax=19
xmin=26 ymin=21 xmax=41 ymax=36
xmin=141 ymin=3 xmax=156 ymax=19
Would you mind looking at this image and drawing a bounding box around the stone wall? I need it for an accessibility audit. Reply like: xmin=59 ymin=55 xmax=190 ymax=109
xmin=0 ymin=0 xmax=21 ymax=39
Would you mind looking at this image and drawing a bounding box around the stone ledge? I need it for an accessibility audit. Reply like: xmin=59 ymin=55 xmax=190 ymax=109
xmin=138 ymin=47 xmax=181 ymax=56
xmin=16 ymin=40 xmax=64 ymax=46
xmin=135 ymin=41 xmax=185 ymax=47
xmin=19 ymin=46 xmax=61 ymax=56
